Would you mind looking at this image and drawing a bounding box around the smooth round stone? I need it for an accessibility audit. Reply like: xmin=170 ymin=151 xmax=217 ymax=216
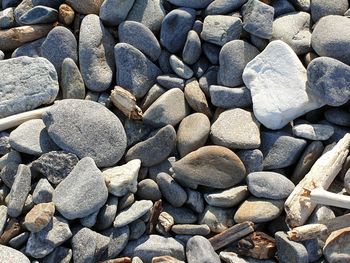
xmin=42 ymin=99 xmax=126 ymax=168
xmin=66 ymin=0 xmax=103 ymax=14
xmin=199 ymin=66 xmax=218 ymax=96
xmin=307 ymin=57 xmax=350 ymax=106
xmin=0 ymin=7 xmax=16 ymax=29
xmin=0 ymin=244 xmax=30 ymax=263
xmin=61 ymin=58 xmax=85 ymax=99
xmin=211 ymin=108 xmax=261 ymax=150
xmin=275 ymin=231 xmax=309 ymax=263
xmin=204 ymin=185 xmax=249 ymax=208
xmin=292 ymin=124 xmax=334 ymax=140
xmin=202 ymin=42 xmax=220 ymax=65
xmin=183 ymin=30 xmax=201 ymax=65
xmin=160 ymin=7 xmax=196 ymax=53
xmin=95 ymin=196 xmax=118 ymax=231
xmin=172 ymin=146 xmax=246 ymax=189
xmin=324 ymin=108 xmax=350 ymax=127
xmin=177 ymin=113 xmax=210 ymax=158
xmin=272 ymin=12 xmax=311 ymax=55
xmin=53 ymin=157 xmax=108 ymax=220
xmin=126 ymin=0 xmax=166 ymax=32
xmin=118 ymin=21 xmax=161 ymax=62
xmin=137 ymin=179 xmax=162 ymax=201
xmin=170 ymin=55 xmax=193 ymax=79
xmin=163 ymin=203 xmax=197 ymax=224
xmin=199 ymin=205 xmax=234 ymax=233
xmin=201 ymin=15 xmax=242 ymax=46
xmin=247 ymin=171 xmax=295 ymax=199
xmin=115 ymin=43 xmax=161 ymax=98
xmin=218 ymin=40 xmax=259 ymax=87
xmin=157 ymin=75 xmax=185 ymax=90
xmin=311 ymin=15 xmax=350 ymax=65
xmin=261 ymin=131 xmax=307 ymax=170
xmin=210 ymin=85 xmax=252 ymax=109
xmin=237 ymin=149 xmax=263 ymax=174
xmin=311 ymin=0 xmax=348 ymax=22
xmin=19 ymin=5 xmax=58 ymax=24
xmin=41 ymin=26 xmax=77 ymax=76
xmin=125 ymin=125 xmax=176 ymax=167
xmin=129 ymin=219 xmax=146 ymax=240
xmin=79 ymin=14 xmax=115 ymax=92
xmin=273 ymin=0 xmax=296 ymax=17
xmin=234 ymin=197 xmax=284 ymax=223
xmin=184 ymin=79 xmax=211 ymax=117
xmin=206 ymin=0 xmax=247 ymax=15
xmin=186 ymin=236 xmax=220 ymax=263
xmin=143 ymin=88 xmax=190 ymax=127
xmin=99 ymin=0 xmax=135 ymax=26
xmin=156 ymin=172 xmax=187 ymax=207
xmin=9 ymin=119 xmax=58 ymax=156
xmin=167 ymin=0 xmax=213 ymax=8
xmin=113 ymin=200 xmax=153 ymax=228
xmin=141 ymin=84 xmax=166 ymax=111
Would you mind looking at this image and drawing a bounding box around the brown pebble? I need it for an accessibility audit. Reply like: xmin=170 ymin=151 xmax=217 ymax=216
xmin=59 ymin=4 xmax=75 ymax=26
xmin=23 ymin=202 xmax=55 ymax=233
xmin=152 ymin=255 xmax=185 ymax=263
xmin=184 ymin=79 xmax=212 ymax=118
xmin=0 ymin=218 xmax=22 ymax=245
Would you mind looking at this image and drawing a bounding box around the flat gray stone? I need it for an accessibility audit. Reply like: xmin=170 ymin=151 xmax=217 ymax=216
xmin=156 ymin=172 xmax=187 ymax=207
xmin=19 ymin=5 xmax=58 ymax=24
xmin=311 ymin=0 xmax=348 ymax=22
xmin=113 ymin=200 xmax=153 ymax=228
xmin=42 ymin=99 xmax=126 ymax=167
xmin=183 ymin=30 xmax=201 ymax=65
xmin=275 ymin=231 xmax=308 ymax=263
xmin=32 ymin=178 xmax=54 ymax=204
xmin=163 ymin=203 xmax=197 ymax=224
xmin=61 ymin=58 xmax=85 ymax=99
xmin=137 ymin=179 xmax=162 ymax=201
xmin=0 ymin=245 xmax=30 ymax=263
xmin=53 ymin=157 xmax=108 ymax=220
xmin=0 ymin=56 xmax=58 ymax=118
xmin=167 ymin=0 xmax=213 ymax=8
xmin=100 ymin=225 xmax=130 ymax=260
xmin=95 ymin=196 xmax=119 ymax=231
xmin=292 ymin=124 xmax=334 ymax=140
xmin=204 ymin=185 xmax=249 ymax=208
xmin=71 ymin=228 xmax=98 ymax=263
xmin=100 ymin=0 xmax=135 ymax=26
xmin=129 ymin=220 xmax=146 ymax=240
xmin=324 ymin=108 xmax=350 ymax=127
xmin=170 ymin=55 xmax=193 ymax=79
xmin=237 ymin=149 xmax=263 ymax=174
xmin=186 ymin=236 xmax=220 ymax=263
xmin=205 ymin=0 xmax=247 ymax=15
xmin=210 ymin=85 xmax=252 ymax=108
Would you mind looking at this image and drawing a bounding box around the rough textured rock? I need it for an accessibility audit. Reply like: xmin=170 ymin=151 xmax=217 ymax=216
xmin=204 ymin=185 xmax=249 ymax=208
xmin=24 ymin=202 xmax=55 ymax=233
xmin=32 ymin=179 xmax=54 ymax=204
xmin=199 ymin=205 xmax=234 ymax=233
xmin=275 ymin=231 xmax=308 ymax=263
xmin=0 ymin=245 xmax=30 ymax=263
xmin=186 ymin=236 xmax=220 ymax=263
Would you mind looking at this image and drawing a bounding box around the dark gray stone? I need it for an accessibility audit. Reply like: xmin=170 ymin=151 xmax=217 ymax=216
xmin=205 ymin=0 xmax=247 ymax=15
xmin=156 ymin=172 xmax=187 ymax=207
xmin=236 ymin=149 xmax=263 ymax=174
xmin=32 ymin=178 xmax=53 ymax=204
xmin=275 ymin=231 xmax=308 ymax=263
xmin=100 ymin=226 xmax=130 ymax=260
xmin=32 ymin=0 xmax=63 ymax=8
xmin=199 ymin=205 xmax=235 ymax=233
xmin=2 ymin=0 xmax=21 ymax=9
xmin=157 ymin=75 xmax=185 ymax=90
xmin=95 ymin=196 xmax=118 ymax=231
xmin=170 ymin=55 xmax=193 ymax=79
xmin=160 ymin=7 xmax=196 ymax=53
xmin=167 ymin=0 xmax=213 ymax=9
xmin=141 ymin=84 xmax=166 ymax=111
xmin=113 ymin=200 xmax=153 ymax=228
xmin=202 ymin=42 xmax=220 ymax=65
xmin=186 ymin=236 xmax=220 ymax=263
xmin=158 ymin=49 xmax=173 ymax=74
xmin=129 ymin=219 xmax=146 ymax=240
xmin=8 ymin=232 xmax=30 ymax=249
xmin=0 ymin=7 xmax=16 ymax=29
xmin=303 ymin=238 xmax=322 ymax=262
xmin=199 ymin=66 xmax=218 ymax=96
xmin=307 ymin=57 xmax=350 ymax=106
xmin=289 ymin=0 xmax=310 ymax=12
xmin=0 ymin=151 xmax=21 ymax=187
xmin=19 ymin=5 xmax=58 ymax=24
xmin=137 ymin=179 xmax=162 ymax=201
xmin=185 ymin=188 xmax=204 ymax=214
xmin=210 ymin=85 xmax=252 ymax=108
xmin=124 ymin=119 xmax=154 ymax=147
xmin=272 ymin=0 xmax=296 ymax=17
xmin=163 ymin=203 xmax=197 ymax=224
xmin=42 ymin=247 xmax=72 ymax=263
xmin=43 ymin=99 xmax=127 ymax=167
xmin=53 ymin=157 xmax=108 ymax=220
xmin=324 ymin=108 xmax=350 ymax=127
xmin=11 ymin=37 xmax=45 ymax=58
xmin=100 ymin=0 xmax=135 ymax=26
xmin=14 ymin=0 xmax=34 ymax=24
xmin=192 ymin=56 xmax=210 ymax=78
xmin=61 ymin=58 xmax=85 ymax=99
xmin=183 ymin=30 xmax=201 ymax=65
xmin=311 ymin=0 xmax=348 ymax=22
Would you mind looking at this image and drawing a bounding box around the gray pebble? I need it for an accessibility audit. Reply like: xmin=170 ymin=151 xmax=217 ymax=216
xmin=129 ymin=219 xmax=146 ymax=240
xmin=324 ymin=108 xmax=350 ymax=127
xmin=0 ymin=7 xmax=15 ymax=28
xmin=95 ymin=196 xmax=118 ymax=231
xmin=149 ymin=157 xmax=176 ymax=180
xmin=32 ymin=178 xmax=54 ymax=204
xmin=99 ymin=0 xmax=135 ymax=26
xmin=113 ymin=200 xmax=153 ymax=228
xmin=158 ymin=50 xmax=173 ymax=74
xmin=156 ymin=172 xmax=187 ymax=207
xmin=183 ymin=30 xmax=201 ymax=65
xmin=172 ymin=224 xmax=210 ymax=236
xmin=19 ymin=5 xmax=58 ymax=24
xmin=184 ymin=79 xmax=211 ymax=117
xmin=11 ymin=37 xmax=45 ymax=58
xmin=199 ymin=66 xmax=218 ymax=96
xmin=273 ymin=0 xmax=295 ymax=17
xmin=206 ymin=0 xmax=247 ymax=15
xmin=201 ymin=15 xmax=242 ymax=46
xmin=125 ymin=119 xmax=153 ymax=147
xmin=42 ymin=247 xmax=72 ymax=263
xmin=0 ymin=244 xmax=30 ymax=263
xmin=311 ymin=0 xmax=348 ymax=22
xmin=186 ymin=236 xmax=220 ymax=263
xmin=192 ymin=56 xmax=210 ymax=78
xmin=61 ymin=58 xmax=85 ymax=99
xmin=204 ymin=185 xmax=249 ymax=208
xmin=202 ymin=42 xmax=220 ymax=65
xmin=157 ymin=75 xmax=185 ymax=90
xmin=292 ymin=124 xmax=334 ymax=140
xmin=79 ymin=14 xmax=115 ymax=92
xmin=237 ymin=149 xmax=263 ymax=174
xmin=170 ymin=54 xmax=193 ymax=79
xmin=199 ymin=205 xmax=234 ymax=233
xmin=185 ymin=188 xmax=205 ymax=214
xmin=80 ymin=210 xmax=99 ymax=228
xmin=0 ymin=205 xmax=7 ymax=236
xmin=65 ymin=0 xmax=103 ymax=14
xmin=0 ymin=151 xmax=21 ymax=187
xmin=163 ymin=203 xmax=197 ymax=224
xmin=167 ymin=0 xmax=213 ymax=9
xmin=14 ymin=0 xmax=33 ymax=24
xmin=137 ymin=179 xmax=162 ymax=201
xmin=141 ymin=84 xmax=166 ymax=111
xmin=118 ymin=193 xmax=135 ymax=211
xmin=43 ymin=99 xmax=127 ymax=167
xmin=289 ymin=0 xmax=310 ymax=11
xmin=100 ymin=226 xmax=130 ymax=260
xmin=8 ymin=232 xmax=29 ymax=249
xmin=275 ymin=231 xmax=308 ymax=263
xmin=71 ymin=228 xmax=96 ymax=263
xmin=210 ymin=85 xmax=252 ymax=109
xmin=53 ymin=157 xmax=108 ymax=220
xmin=307 ymin=205 xmax=335 ymax=224
xmin=303 ymin=238 xmax=322 ymax=262
xmin=32 ymin=0 xmax=63 ymax=8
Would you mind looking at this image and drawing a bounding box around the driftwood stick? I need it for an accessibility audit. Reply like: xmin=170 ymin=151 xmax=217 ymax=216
xmin=309 ymin=188 xmax=350 ymax=209
xmin=146 ymin=200 xmax=163 ymax=235
xmin=209 ymin=221 xmax=254 ymax=250
xmin=236 ymin=231 xmax=276 ymax=259
xmin=284 ymin=133 xmax=350 ymax=228
xmin=110 ymin=86 xmax=143 ymax=120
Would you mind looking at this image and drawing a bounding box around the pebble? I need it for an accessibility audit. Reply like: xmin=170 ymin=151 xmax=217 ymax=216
xmin=211 ymin=108 xmax=260 ymax=150
xmin=275 ymin=231 xmax=308 ymax=263
xmin=167 ymin=0 xmax=213 ymax=9
xmin=323 ymin=227 xmax=350 ymax=262
xmin=158 ymin=50 xmax=173 ymax=74
xmin=185 ymin=189 xmax=205 ymax=214
xmin=65 ymin=0 xmax=103 ymax=14
xmin=0 ymin=245 xmax=30 ymax=263
xmin=152 ymin=256 xmax=185 ymax=263
xmin=8 ymin=232 xmax=30 ymax=249
xmin=71 ymin=228 xmax=97 ymax=262
xmin=324 ymin=108 xmax=350 ymax=127
xmin=126 ymin=0 xmax=166 ymax=32
xmin=199 ymin=205 xmax=234 ymax=233
xmin=157 ymin=75 xmax=185 ymax=90
xmin=237 ymin=149 xmax=263 ymax=174
xmin=156 ymin=172 xmax=187 ymax=207
xmin=0 ymin=56 xmax=58 ymax=118
xmin=32 ymin=178 xmax=54 ymax=204
xmin=218 ymin=40 xmax=259 ymax=87
xmin=242 ymin=0 xmax=274 ymax=39
xmin=100 ymin=0 xmax=135 ymax=26
xmin=113 ymin=200 xmax=153 ymax=228
xmin=43 ymin=99 xmax=127 ymax=167
xmin=311 ymin=15 xmax=350 ymax=65
xmin=126 ymin=125 xmax=176 ymax=167
xmin=129 ymin=219 xmax=146 ymax=240
xmin=80 ymin=210 xmax=99 ymax=228
xmin=0 ymin=7 xmax=16 ymax=29
xmin=158 ymin=211 xmax=175 ymax=233
xmin=177 ymin=113 xmax=210 ymax=157
xmin=79 ymin=14 xmax=115 ymax=92
xmin=0 ymin=205 xmax=7 ymax=236
xmin=143 ymin=88 xmax=190 ymax=127
xmin=219 ymin=252 xmax=247 ymax=263
xmin=307 ymin=57 xmax=350 ymax=107
xmin=0 ymin=150 xmax=21 ymax=187
xmin=246 ymin=171 xmax=295 ymax=199
xmin=123 ymin=235 xmax=185 ymax=263
xmin=163 ymin=203 xmax=197 ymax=224
xmin=243 ymin=40 xmax=323 ymax=130
xmin=115 ymin=43 xmax=161 ymax=98
xmin=160 ymin=7 xmax=196 ymax=53
xmin=199 ymin=66 xmax=218 ymax=96
xmin=100 ymin=225 xmax=130 ymax=259
xmin=205 ymin=0 xmax=247 ymax=15
xmin=102 ymin=159 xmax=141 ymax=197
xmin=42 ymin=247 xmax=72 ymax=263
xmin=204 ymin=185 xmax=249 ymax=208
xmin=24 ymin=202 xmax=55 ymax=233
xmin=32 ymin=0 xmax=64 ymax=8
xmin=271 ymin=12 xmax=311 ymax=55
xmin=137 ymin=179 xmax=161 ymax=201
xmin=7 ymin=164 xmax=31 ymax=217
xmin=311 ymin=0 xmax=348 ymax=22
xmin=192 ymin=57 xmax=209 ymax=78
xmin=292 ymin=123 xmax=334 ymax=140
xmin=95 ymin=196 xmax=119 ymax=231
xmin=210 ymin=85 xmax=252 ymax=108
xmin=186 ymin=236 xmax=220 ymax=263
xmin=25 ymin=216 xmax=72 ymax=259
xmin=170 ymin=55 xmax=193 ymax=79
xmin=173 ymin=146 xmax=246 ymax=189
xmin=149 ymin=157 xmax=175 ymax=180
xmin=184 ymin=79 xmax=211 ymax=117
xmin=53 ymin=157 xmax=108 ymax=220
xmin=19 ymin=5 xmax=58 ymax=24
xmin=141 ymin=85 xmax=166 ymax=111
xmin=119 ymin=21 xmax=161 ymax=62
xmin=183 ymin=30 xmax=201 ymax=65
xmin=124 ymin=120 xmax=153 ymax=148
xmin=61 ymin=58 xmax=85 ymax=99
xmin=202 ymin=42 xmax=220 ymax=64
xmin=273 ymin=0 xmax=296 ymax=17
xmin=289 ymin=0 xmax=310 ymax=11
xmin=11 ymin=37 xmax=45 ymax=58
xmin=261 ymin=131 xmax=307 ymax=169
xmin=171 ymin=224 xmax=210 ymax=236
xmin=58 ymin=4 xmax=75 ymax=26
xmin=303 ymin=238 xmax=322 ymax=262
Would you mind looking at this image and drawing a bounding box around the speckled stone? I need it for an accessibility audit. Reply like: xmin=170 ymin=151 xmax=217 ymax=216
xmin=204 ymin=185 xmax=249 ymax=208
xmin=199 ymin=205 xmax=234 ymax=233
xmin=0 ymin=245 xmax=30 ymax=263
xmin=113 ymin=200 xmax=153 ymax=228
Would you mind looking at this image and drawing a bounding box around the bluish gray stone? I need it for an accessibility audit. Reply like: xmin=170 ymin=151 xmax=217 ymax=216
xmin=79 ymin=14 xmax=115 ymax=92
xmin=95 ymin=196 xmax=118 ymax=231
xmin=53 ymin=157 xmax=108 ymax=220
xmin=167 ymin=0 xmax=213 ymax=9
xmin=137 ymin=179 xmax=162 ymax=201
xmin=100 ymin=226 xmax=130 ymax=260
xmin=71 ymin=228 xmax=97 ymax=263
xmin=183 ymin=30 xmax=201 ymax=65
xmin=192 ymin=56 xmax=210 ymax=78
xmin=158 ymin=49 xmax=173 ymax=74
xmin=42 ymin=247 xmax=72 ymax=263
xmin=160 ymin=7 xmax=196 ymax=53
xmin=113 ymin=200 xmax=153 ymax=228
xmin=149 ymin=157 xmax=176 ymax=180
xmin=80 ymin=210 xmax=99 ymax=228
xmin=289 ymin=0 xmax=310 ymax=11
xmin=275 ymin=231 xmax=308 ymax=263
xmin=292 ymin=124 xmax=334 ymax=141
xmin=115 ymin=43 xmax=162 ymax=98
xmin=163 ymin=203 xmax=197 ymax=224
xmin=186 ymin=236 xmax=220 ymax=263
xmin=237 ymin=149 xmax=263 ymax=174
xmin=205 ymin=0 xmax=247 ymax=15
xmin=247 ymin=171 xmax=295 ymax=199
xmin=61 ymin=58 xmax=85 ymax=99
xmin=19 ymin=5 xmax=58 ymax=24
xmin=307 ymin=57 xmax=350 ymax=107
xmin=218 ymin=40 xmax=259 ymax=87
xmin=32 ymin=0 xmax=63 ymax=8
xmin=129 ymin=219 xmax=146 ymax=240
xmin=303 ymin=239 xmax=322 ymax=262
xmin=210 ymin=85 xmax=252 ymax=108
xmin=8 ymin=232 xmax=30 ymax=249
xmin=311 ymin=0 xmax=348 ymax=22
xmin=324 ymin=108 xmax=350 ymax=127
xmin=202 ymin=42 xmax=220 ymax=65
xmin=124 ymin=119 xmax=153 ymax=147
xmin=170 ymin=55 xmax=193 ymax=79
xmin=272 ymin=0 xmax=295 ymax=17
xmin=2 ymin=0 xmax=21 ymax=9
xmin=11 ymin=37 xmax=45 ymax=58
xmin=157 ymin=75 xmax=185 ymax=90
xmin=43 ymin=99 xmax=127 ymax=167
xmin=0 ymin=56 xmax=58 ymax=118
xmin=99 ymin=0 xmax=135 ymax=26
xmin=185 ymin=188 xmax=205 ymax=213
xmin=0 ymin=245 xmax=30 ymax=263
xmin=0 ymin=7 xmax=16 ymax=29
xmin=199 ymin=66 xmax=218 ymax=96
xmin=156 ymin=172 xmax=187 ymax=207
xmin=32 ymin=178 xmax=54 ymax=204
xmin=14 ymin=0 xmax=34 ymax=24
xmin=242 ymin=0 xmax=274 ymax=39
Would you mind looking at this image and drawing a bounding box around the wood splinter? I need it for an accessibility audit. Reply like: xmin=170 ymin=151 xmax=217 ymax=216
xmin=308 ymin=187 xmax=350 ymax=210
xmin=110 ymin=86 xmax=143 ymax=120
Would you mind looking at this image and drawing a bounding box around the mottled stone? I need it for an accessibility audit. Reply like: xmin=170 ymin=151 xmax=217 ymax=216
xmin=32 ymin=178 xmax=54 ymax=204
xmin=275 ymin=231 xmax=308 ymax=263
xmin=0 ymin=245 xmax=30 ymax=263
xmin=24 ymin=202 xmax=55 ymax=233
xmin=183 ymin=30 xmax=201 ymax=65
xmin=199 ymin=205 xmax=234 ymax=233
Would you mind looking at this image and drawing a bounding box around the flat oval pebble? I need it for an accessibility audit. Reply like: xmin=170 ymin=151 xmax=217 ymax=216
xmin=292 ymin=123 xmax=334 ymax=140
xmin=156 ymin=172 xmax=187 ymax=207
xmin=184 ymin=79 xmax=211 ymax=117
xmin=9 ymin=119 xmax=58 ymax=156
xmin=113 ymin=200 xmax=153 ymax=228
xmin=246 ymin=171 xmax=295 ymax=199
xmin=204 ymin=185 xmax=249 ymax=208
xmin=206 ymin=0 xmax=247 ymax=15
xmin=53 ymin=157 xmax=108 ymax=220
xmin=19 ymin=5 xmax=58 ymax=24
xmin=324 ymin=108 xmax=350 ymax=127
xmin=0 ymin=245 xmax=30 ymax=263
xmin=170 ymin=54 xmax=193 ymax=79
xmin=210 ymin=85 xmax=252 ymax=109
xmin=182 ymin=30 xmax=201 ymax=65
xmin=172 ymin=145 xmax=246 ymax=189
xmin=42 ymin=99 xmax=126 ymax=167
xmin=66 ymin=0 xmax=103 ymax=14
xmin=99 ymin=0 xmax=135 ymax=26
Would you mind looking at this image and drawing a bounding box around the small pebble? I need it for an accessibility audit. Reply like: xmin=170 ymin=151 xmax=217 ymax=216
xmin=163 ymin=203 xmax=197 ymax=224
xmin=275 ymin=231 xmax=308 ymax=263
xmin=324 ymin=108 xmax=350 ymax=127
xmin=186 ymin=235 xmax=220 ymax=263
xmin=113 ymin=200 xmax=153 ymax=228
xmin=157 ymin=75 xmax=185 ymax=90
xmin=95 ymin=196 xmax=119 ymax=231
xmin=129 ymin=219 xmax=146 ymax=240
xmin=292 ymin=124 xmax=334 ymax=140
xmin=32 ymin=178 xmax=54 ymax=204
xmin=170 ymin=55 xmax=193 ymax=79
xmin=182 ymin=30 xmax=201 ymax=65
xmin=42 ymin=246 xmax=72 ymax=263
xmin=185 ymin=189 xmax=205 ymax=214
xmin=199 ymin=205 xmax=234 ymax=233
xmin=204 ymin=185 xmax=249 ymax=208
xmin=100 ymin=0 xmax=135 ymax=26
xmin=23 ymin=202 xmax=55 ymax=233
xmin=19 ymin=5 xmax=58 ymax=24
xmin=156 ymin=172 xmax=187 ymax=207
xmin=61 ymin=57 xmax=85 ymax=99
xmin=210 ymin=85 xmax=252 ymax=109
xmin=137 ymin=179 xmax=162 ymax=201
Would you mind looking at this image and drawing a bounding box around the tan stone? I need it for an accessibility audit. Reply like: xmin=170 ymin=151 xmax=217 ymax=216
xmin=59 ymin=4 xmax=75 ymax=25
xmin=24 ymin=202 xmax=55 ymax=233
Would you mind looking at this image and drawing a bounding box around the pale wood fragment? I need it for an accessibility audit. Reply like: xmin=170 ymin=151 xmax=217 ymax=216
xmin=309 ymin=188 xmax=350 ymax=210
xmin=110 ymin=86 xmax=143 ymax=120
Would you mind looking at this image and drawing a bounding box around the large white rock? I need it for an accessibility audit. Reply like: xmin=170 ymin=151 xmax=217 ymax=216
xmin=243 ymin=40 xmax=323 ymax=130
